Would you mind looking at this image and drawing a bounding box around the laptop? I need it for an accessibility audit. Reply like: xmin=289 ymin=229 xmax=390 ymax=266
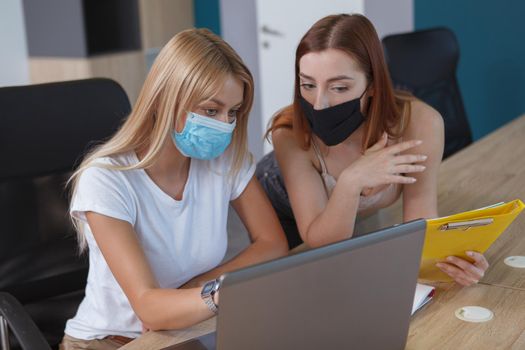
xmin=164 ymin=219 xmax=426 ymax=350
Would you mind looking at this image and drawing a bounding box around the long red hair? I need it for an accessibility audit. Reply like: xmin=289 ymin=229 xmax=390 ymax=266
xmin=268 ymin=14 xmax=412 ymax=151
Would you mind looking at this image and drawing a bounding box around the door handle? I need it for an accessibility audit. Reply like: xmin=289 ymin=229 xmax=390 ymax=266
xmin=261 ymin=25 xmax=284 ymax=37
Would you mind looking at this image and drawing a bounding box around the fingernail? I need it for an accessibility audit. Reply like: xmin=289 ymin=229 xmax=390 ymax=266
xmin=466 ymin=251 xmax=474 ymax=257
xmin=436 ymin=263 xmax=445 ymax=269
xmin=410 ymin=178 xmax=417 ymax=183
xmin=421 ymin=155 xmax=428 ymax=160
xmin=447 ymin=256 xmax=454 ymax=262
xmin=416 ymin=140 xmax=423 ymax=145
xmin=419 ymin=166 xmax=426 ymax=171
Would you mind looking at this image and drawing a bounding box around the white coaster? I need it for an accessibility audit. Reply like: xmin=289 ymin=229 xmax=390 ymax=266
xmin=455 ymin=306 xmax=494 ymax=323
xmin=504 ymin=256 xmax=525 ymax=268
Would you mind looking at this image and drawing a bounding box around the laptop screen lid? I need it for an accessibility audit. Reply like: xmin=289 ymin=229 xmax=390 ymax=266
xmin=165 ymin=219 xmax=426 ymax=350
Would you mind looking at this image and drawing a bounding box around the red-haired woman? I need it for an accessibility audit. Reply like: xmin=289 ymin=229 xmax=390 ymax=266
xmin=256 ymin=14 xmax=488 ymax=286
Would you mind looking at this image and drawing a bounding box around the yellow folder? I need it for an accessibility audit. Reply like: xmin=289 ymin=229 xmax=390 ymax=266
xmin=419 ymin=199 xmax=525 ymax=281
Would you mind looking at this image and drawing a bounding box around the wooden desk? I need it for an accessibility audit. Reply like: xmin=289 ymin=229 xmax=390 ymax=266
xmin=407 ymin=283 xmax=525 ymax=349
xmin=357 ymin=114 xmax=525 ymax=290
xmin=122 ymin=318 xmax=216 ymax=350
xmin=434 ymin=114 xmax=525 ymax=290
xmin=122 ymin=283 xmax=525 ymax=350
xmin=122 ymin=115 xmax=525 ymax=349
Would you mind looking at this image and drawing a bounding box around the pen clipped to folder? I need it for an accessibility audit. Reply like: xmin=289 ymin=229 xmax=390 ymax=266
xmin=438 ymin=218 xmax=493 ymax=231
xmin=419 ymin=199 xmax=525 ymax=281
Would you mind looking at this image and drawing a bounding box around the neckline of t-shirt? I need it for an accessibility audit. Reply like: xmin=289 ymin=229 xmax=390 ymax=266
xmin=129 ymin=151 xmax=195 ymax=207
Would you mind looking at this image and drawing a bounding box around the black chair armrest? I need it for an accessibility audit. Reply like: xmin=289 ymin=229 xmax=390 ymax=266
xmin=0 ymin=292 xmax=51 ymax=350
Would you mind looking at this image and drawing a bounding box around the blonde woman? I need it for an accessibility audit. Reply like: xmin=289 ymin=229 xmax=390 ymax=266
xmin=59 ymin=29 xmax=287 ymax=350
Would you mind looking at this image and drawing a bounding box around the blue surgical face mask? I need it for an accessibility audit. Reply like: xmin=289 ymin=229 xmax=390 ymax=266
xmin=173 ymin=112 xmax=236 ymax=160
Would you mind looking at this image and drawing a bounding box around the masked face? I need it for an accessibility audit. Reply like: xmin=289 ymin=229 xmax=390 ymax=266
xmin=300 ymin=92 xmax=366 ymax=146
xmin=173 ymin=112 xmax=236 ymax=160
xmin=172 ymin=75 xmax=243 ymax=160
xmin=298 ymin=48 xmax=369 ymax=146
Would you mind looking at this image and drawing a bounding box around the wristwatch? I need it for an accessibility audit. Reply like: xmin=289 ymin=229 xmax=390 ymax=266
xmin=201 ymin=279 xmax=220 ymax=314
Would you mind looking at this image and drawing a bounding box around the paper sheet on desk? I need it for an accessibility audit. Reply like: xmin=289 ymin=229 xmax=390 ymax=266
xmin=412 ymin=283 xmax=435 ymax=315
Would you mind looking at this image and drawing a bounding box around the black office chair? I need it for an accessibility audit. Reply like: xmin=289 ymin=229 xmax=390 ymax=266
xmin=0 ymin=78 xmax=131 ymax=349
xmin=382 ymin=27 xmax=473 ymax=158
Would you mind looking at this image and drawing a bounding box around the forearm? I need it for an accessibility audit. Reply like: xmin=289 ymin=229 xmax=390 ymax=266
xmin=184 ymin=237 xmax=288 ymax=287
xmin=402 ymin=187 xmax=439 ymax=222
xmin=134 ymin=287 xmax=213 ymax=330
xmin=305 ymin=173 xmax=362 ymax=248
xmin=403 ymin=208 xmax=438 ymax=222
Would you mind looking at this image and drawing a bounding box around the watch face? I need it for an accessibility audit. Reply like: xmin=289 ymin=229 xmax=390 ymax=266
xmin=203 ymin=282 xmax=214 ymax=293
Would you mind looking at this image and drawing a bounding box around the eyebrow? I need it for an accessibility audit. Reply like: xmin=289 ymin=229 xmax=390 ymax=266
xmin=204 ymin=98 xmax=243 ymax=108
xmin=299 ymin=72 xmax=354 ymax=83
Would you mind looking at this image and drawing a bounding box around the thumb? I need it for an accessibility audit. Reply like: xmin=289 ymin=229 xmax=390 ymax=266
xmin=367 ymin=132 xmax=388 ymax=152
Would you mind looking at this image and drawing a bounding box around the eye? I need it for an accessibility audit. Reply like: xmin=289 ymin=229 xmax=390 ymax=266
xmin=228 ymin=109 xmax=239 ymax=118
xmin=300 ymin=83 xmax=315 ymax=90
xmin=203 ymin=109 xmax=218 ymax=116
xmin=331 ymin=86 xmax=349 ymax=93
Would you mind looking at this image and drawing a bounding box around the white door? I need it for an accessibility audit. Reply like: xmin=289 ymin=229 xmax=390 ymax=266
xmin=255 ymin=0 xmax=364 ymax=154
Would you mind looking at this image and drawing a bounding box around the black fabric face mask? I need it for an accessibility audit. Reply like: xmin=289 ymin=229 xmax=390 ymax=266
xmin=299 ymin=92 xmax=366 ymax=146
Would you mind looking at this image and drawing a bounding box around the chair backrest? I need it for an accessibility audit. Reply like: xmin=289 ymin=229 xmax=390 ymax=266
xmin=382 ymin=27 xmax=472 ymax=158
xmin=0 ymin=78 xmax=130 ymax=256
xmin=0 ymin=78 xmax=130 ymax=180
xmin=0 ymin=79 xmax=131 ymax=348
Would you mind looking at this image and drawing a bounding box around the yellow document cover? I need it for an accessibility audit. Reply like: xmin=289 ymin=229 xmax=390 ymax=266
xmin=420 ymin=199 xmax=524 ymax=281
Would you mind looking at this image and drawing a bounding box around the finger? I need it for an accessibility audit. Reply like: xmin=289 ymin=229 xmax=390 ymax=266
xmin=392 ymin=154 xmax=428 ymax=165
xmin=446 ymin=256 xmax=485 ymax=280
xmin=446 ymin=271 xmax=475 ymax=286
xmin=366 ymin=132 xmax=388 ymax=152
xmin=392 ymin=164 xmax=426 ymax=174
xmin=385 ymin=139 xmax=423 ymax=155
xmin=387 ymin=174 xmax=417 ymax=184
xmin=436 ymin=262 xmax=461 ymax=278
xmin=437 ymin=262 xmax=478 ymax=285
xmin=455 ymin=276 xmax=477 ymax=287
xmin=436 ymin=263 xmax=462 ymax=281
xmin=466 ymin=251 xmax=490 ymax=271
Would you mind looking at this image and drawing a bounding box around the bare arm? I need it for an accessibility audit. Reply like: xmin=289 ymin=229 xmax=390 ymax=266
xmin=402 ymin=100 xmax=444 ymax=221
xmin=401 ymin=100 xmax=489 ymax=286
xmin=183 ymin=176 xmax=289 ymax=286
xmin=273 ymin=128 xmax=360 ymax=248
xmin=274 ymin=128 xmax=426 ymax=248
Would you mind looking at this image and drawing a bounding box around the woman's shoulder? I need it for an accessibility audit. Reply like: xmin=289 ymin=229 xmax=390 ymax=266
xmin=271 ymin=104 xmax=300 ymax=149
xmin=272 ymin=127 xmax=311 ymax=158
xmin=272 ymin=126 xmax=295 ymax=146
xmin=267 ymin=105 xmax=294 ymax=137
xmin=408 ymin=99 xmax=444 ymax=130
xmin=402 ymin=99 xmax=444 ymax=157
xmin=78 ymin=152 xmax=137 ymax=186
xmin=400 ymin=99 xmax=444 ymax=141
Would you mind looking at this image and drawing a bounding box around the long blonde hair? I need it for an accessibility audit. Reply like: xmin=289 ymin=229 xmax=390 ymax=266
xmin=69 ymin=28 xmax=254 ymax=251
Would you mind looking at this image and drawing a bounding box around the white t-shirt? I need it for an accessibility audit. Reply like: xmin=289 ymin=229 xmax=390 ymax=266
xmin=65 ymin=151 xmax=255 ymax=340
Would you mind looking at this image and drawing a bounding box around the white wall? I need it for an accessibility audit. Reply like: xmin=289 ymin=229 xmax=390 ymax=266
xmin=0 ymin=0 xmax=29 ymax=87
xmin=220 ymin=0 xmax=264 ymax=160
xmin=365 ymin=0 xmax=413 ymax=39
